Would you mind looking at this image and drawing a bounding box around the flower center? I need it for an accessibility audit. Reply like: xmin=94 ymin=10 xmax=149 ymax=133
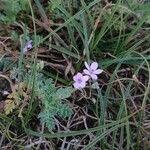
xmin=90 ymin=69 xmax=94 ymax=73
xmin=77 ymin=78 xmax=82 ymax=83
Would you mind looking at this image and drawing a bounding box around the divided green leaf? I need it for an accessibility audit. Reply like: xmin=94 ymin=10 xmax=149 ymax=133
xmin=30 ymin=73 xmax=73 ymax=129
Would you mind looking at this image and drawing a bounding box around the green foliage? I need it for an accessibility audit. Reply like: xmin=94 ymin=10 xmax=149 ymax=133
xmin=11 ymin=31 xmax=19 ymax=41
xmin=102 ymin=8 xmax=126 ymax=31
xmin=0 ymin=58 xmax=17 ymax=72
xmin=31 ymin=35 xmax=44 ymax=46
xmin=136 ymin=2 xmax=150 ymax=23
xmin=28 ymin=73 xmax=73 ymax=129
xmin=0 ymin=0 xmax=30 ymax=23
xmin=38 ymin=110 xmax=56 ymax=129
xmin=54 ymin=87 xmax=73 ymax=99
xmin=49 ymin=0 xmax=61 ymax=11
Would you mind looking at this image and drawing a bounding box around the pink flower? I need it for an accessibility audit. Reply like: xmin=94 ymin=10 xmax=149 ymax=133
xmin=73 ymin=73 xmax=89 ymax=89
xmin=83 ymin=62 xmax=103 ymax=80
xmin=23 ymin=40 xmax=32 ymax=53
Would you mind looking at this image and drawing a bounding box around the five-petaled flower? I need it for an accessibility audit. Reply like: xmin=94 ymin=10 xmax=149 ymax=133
xmin=23 ymin=40 xmax=32 ymax=53
xmin=83 ymin=62 xmax=103 ymax=80
xmin=73 ymin=73 xmax=89 ymax=89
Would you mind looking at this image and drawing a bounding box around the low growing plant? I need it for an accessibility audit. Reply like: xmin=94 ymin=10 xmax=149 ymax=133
xmin=32 ymin=73 xmax=74 ymax=129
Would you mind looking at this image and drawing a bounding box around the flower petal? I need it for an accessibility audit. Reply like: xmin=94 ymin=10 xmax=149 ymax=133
xmin=73 ymin=75 xmax=78 ymax=81
xmin=73 ymin=73 xmax=82 ymax=81
xmin=80 ymin=81 xmax=86 ymax=88
xmin=90 ymin=62 xmax=98 ymax=70
xmin=91 ymin=74 xmax=98 ymax=80
xmin=28 ymin=40 xmax=32 ymax=44
xmin=23 ymin=47 xmax=28 ymax=53
xmin=27 ymin=44 xmax=32 ymax=49
xmin=84 ymin=62 xmax=90 ymax=70
xmin=73 ymin=82 xmax=81 ymax=89
xmin=83 ymin=69 xmax=90 ymax=75
xmin=93 ymin=69 xmax=103 ymax=74
xmin=27 ymin=40 xmax=32 ymax=49
xmin=83 ymin=75 xmax=89 ymax=82
xmin=77 ymin=72 xmax=83 ymax=78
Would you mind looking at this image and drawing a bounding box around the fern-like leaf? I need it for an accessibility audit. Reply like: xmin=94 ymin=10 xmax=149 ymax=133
xmin=55 ymin=87 xmax=74 ymax=100
xmin=36 ymin=74 xmax=73 ymax=129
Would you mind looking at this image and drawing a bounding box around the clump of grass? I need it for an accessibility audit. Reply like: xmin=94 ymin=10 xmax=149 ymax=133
xmin=0 ymin=0 xmax=150 ymax=149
